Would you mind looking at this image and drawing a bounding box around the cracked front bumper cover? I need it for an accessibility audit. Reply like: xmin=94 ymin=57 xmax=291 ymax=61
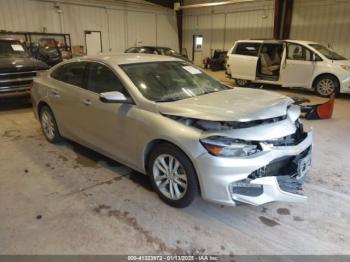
xmin=231 ymin=146 xmax=312 ymax=205
xmin=195 ymin=131 xmax=312 ymax=206
xmin=230 ymin=176 xmax=307 ymax=206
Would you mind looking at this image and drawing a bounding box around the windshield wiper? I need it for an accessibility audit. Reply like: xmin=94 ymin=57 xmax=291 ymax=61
xmin=155 ymin=97 xmax=181 ymax=103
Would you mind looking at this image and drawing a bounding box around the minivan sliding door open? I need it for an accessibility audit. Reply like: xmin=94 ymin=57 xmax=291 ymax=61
xmin=256 ymin=43 xmax=284 ymax=81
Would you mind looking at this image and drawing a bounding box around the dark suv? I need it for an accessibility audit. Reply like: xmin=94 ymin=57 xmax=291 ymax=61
xmin=0 ymin=39 xmax=49 ymax=98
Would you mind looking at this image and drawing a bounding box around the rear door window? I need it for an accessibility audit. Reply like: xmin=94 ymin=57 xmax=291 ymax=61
xmin=51 ymin=62 xmax=86 ymax=87
xmin=234 ymin=42 xmax=261 ymax=57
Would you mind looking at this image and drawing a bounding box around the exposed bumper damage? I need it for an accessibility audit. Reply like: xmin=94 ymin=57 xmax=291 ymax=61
xmin=162 ymin=95 xmax=313 ymax=206
xmin=193 ymin=125 xmax=312 ymax=206
xmin=230 ymin=146 xmax=311 ymax=205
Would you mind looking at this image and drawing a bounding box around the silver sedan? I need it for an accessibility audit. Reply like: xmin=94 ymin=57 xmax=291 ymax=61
xmin=31 ymin=54 xmax=312 ymax=208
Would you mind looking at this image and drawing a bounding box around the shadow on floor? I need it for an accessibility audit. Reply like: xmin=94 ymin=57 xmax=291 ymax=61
xmin=61 ymin=139 xmax=154 ymax=192
xmin=0 ymin=97 xmax=32 ymax=111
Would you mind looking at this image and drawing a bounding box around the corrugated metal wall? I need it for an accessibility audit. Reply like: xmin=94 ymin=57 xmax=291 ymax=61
xmin=290 ymin=0 xmax=350 ymax=58
xmin=0 ymin=0 xmax=179 ymax=53
xmin=183 ymin=0 xmax=274 ymax=60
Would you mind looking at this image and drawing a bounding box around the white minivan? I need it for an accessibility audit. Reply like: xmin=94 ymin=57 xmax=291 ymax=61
xmin=226 ymin=40 xmax=350 ymax=97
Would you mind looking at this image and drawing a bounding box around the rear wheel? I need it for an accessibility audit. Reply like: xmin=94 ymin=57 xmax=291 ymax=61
xmin=147 ymin=143 xmax=199 ymax=208
xmin=235 ymin=79 xmax=250 ymax=87
xmin=40 ymin=106 xmax=63 ymax=143
xmin=314 ymin=75 xmax=339 ymax=97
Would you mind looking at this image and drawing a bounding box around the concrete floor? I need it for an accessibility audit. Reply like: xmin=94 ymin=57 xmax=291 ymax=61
xmin=0 ymin=71 xmax=350 ymax=255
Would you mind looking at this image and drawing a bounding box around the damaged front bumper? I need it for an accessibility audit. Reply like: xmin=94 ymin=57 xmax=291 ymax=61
xmin=194 ymin=130 xmax=312 ymax=206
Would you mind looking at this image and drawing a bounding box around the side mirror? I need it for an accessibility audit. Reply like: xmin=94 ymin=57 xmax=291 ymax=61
xmin=99 ymin=91 xmax=132 ymax=104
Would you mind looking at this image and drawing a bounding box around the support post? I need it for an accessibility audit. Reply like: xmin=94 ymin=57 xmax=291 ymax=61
xmin=274 ymin=0 xmax=294 ymax=40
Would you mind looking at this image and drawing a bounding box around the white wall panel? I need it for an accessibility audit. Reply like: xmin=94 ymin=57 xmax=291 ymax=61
xmin=197 ymin=15 xmax=212 ymax=58
xmin=61 ymin=4 xmax=109 ymax=51
xmin=183 ymin=0 xmax=274 ymax=59
xmin=0 ymin=0 xmax=60 ymax=33
xmin=107 ymin=9 xmax=126 ymax=53
xmin=127 ymin=11 xmax=156 ymax=47
xmin=211 ymin=14 xmax=225 ymax=51
xmin=156 ymin=14 xmax=178 ymax=51
xmin=183 ymin=15 xmax=197 ymax=60
xmin=0 ymin=0 xmax=179 ymax=54
xmin=291 ymin=0 xmax=350 ymax=58
xmin=225 ymin=8 xmax=273 ymax=50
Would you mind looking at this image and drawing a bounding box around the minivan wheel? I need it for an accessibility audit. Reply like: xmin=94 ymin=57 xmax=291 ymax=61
xmin=148 ymin=143 xmax=199 ymax=208
xmin=40 ymin=106 xmax=63 ymax=143
xmin=235 ymin=79 xmax=249 ymax=87
xmin=314 ymin=75 xmax=339 ymax=97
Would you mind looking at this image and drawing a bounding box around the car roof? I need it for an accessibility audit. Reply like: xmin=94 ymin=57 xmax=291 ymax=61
xmin=71 ymin=53 xmax=182 ymax=66
xmin=236 ymin=39 xmax=282 ymax=44
xmin=130 ymin=46 xmax=172 ymax=50
xmin=235 ymin=39 xmax=319 ymax=45
xmin=286 ymin=40 xmax=319 ymax=45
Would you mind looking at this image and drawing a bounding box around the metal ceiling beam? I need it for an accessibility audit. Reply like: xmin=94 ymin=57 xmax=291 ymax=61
xmin=143 ymin=0 xmax=174 ymax=9
xmin=175 ymin=0 xmax=255 ymax=10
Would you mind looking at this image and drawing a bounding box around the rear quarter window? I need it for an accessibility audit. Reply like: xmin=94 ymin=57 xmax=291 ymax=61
xmin=234 ymin=43 xmax=261 ymax=57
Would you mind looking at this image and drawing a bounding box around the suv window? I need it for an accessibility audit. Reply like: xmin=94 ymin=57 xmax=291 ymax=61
xmin=125 ymin=47 xmax=138 ymax=53
xmin=234 ymin=42 xmax=261 ymax=56
xmin=287 ymin=43 xmax=312 ymax=61
xmin=86 ymin=62 xmax=126 ymax=94
xmin=51 ymin=62 xmax=86 ymax=87
xmin=139 ymin=47 xmax=157 ymax=54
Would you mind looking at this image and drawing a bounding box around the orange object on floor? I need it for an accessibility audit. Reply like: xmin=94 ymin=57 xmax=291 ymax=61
xmin=316 ymin=94 xmax=335 ymax=119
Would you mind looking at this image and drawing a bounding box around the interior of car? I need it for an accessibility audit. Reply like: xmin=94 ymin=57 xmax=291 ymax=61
xmin=257 ymin=44 xmax=283 ymax=81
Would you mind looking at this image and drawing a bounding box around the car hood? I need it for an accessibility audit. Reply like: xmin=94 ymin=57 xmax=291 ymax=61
xmin=157 ymin=88 xmax=293 ymax=122
xmin=332 ymin=60 xmax=350 ymax=66
xmin=0 ymin=57 xmax=49 ymax=73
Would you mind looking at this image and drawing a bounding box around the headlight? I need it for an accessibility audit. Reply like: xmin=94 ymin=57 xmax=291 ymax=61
xmin=340 ymin=65 xmax=350 ymax=71
xmin=200 ymin=136 xmax=261 ymax=157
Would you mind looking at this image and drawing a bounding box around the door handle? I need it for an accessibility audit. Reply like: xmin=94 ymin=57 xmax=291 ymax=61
xmin=51 ymin=89 xmax=60 ymax=97
xmin=82 ymin=98 xmax=92 ymax=106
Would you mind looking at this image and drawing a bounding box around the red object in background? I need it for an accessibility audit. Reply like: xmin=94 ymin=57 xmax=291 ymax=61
xmin=317 ymin=94 xmax=335 ymax=119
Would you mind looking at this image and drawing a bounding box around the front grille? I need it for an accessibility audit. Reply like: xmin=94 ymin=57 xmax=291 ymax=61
xmin=0 ymin=80 xmax=32 ymax=88
xmin=264 ymin=120 xmax=306 ymax=146
xmin=0 ymin=70 xmax=39 ymax=93
xmin=0 ymin=71 xmax=37 ymax=80
xmin=248 ymin=146 xmax=312 ymax=179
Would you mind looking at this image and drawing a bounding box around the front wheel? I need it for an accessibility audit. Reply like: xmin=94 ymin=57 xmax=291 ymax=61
xmin=148 ymin=143 xmax=199 ymax=208
xmin=314 ymin=75 xmax=339 ymax=97
xmin=235 ymin=79 xmax=250 ymax=87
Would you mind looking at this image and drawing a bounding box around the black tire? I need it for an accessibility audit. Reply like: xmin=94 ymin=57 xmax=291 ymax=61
xmin=235 ymin=79 xmax=250 ymax=87
xmin=314 ymin=75 xmax=339 ymax=97
xmin=147 ymin=143 xmax=199 ymax=208
xmin=39 ymin=105 xmax=63 ymax=143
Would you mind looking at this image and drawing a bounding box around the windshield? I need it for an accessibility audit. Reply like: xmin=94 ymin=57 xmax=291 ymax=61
xmin=309 ymin=44 xmax=347 ymax=60
xmin=0 ymin=40 xmax=30 ymax=58
xmin=121 ymin=61 xmax=228 ymax=102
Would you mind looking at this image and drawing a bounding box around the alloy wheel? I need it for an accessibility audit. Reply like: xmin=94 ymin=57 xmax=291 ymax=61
xmin=316 ymin=78 xmax=336 ymax=96
xmin=236 ymin=79 xmax=248 ymax=87
xmin=153 ymin=154 xmax=188 ymax=200
xmin=41 ymin=111 xmax=55 ymax=140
